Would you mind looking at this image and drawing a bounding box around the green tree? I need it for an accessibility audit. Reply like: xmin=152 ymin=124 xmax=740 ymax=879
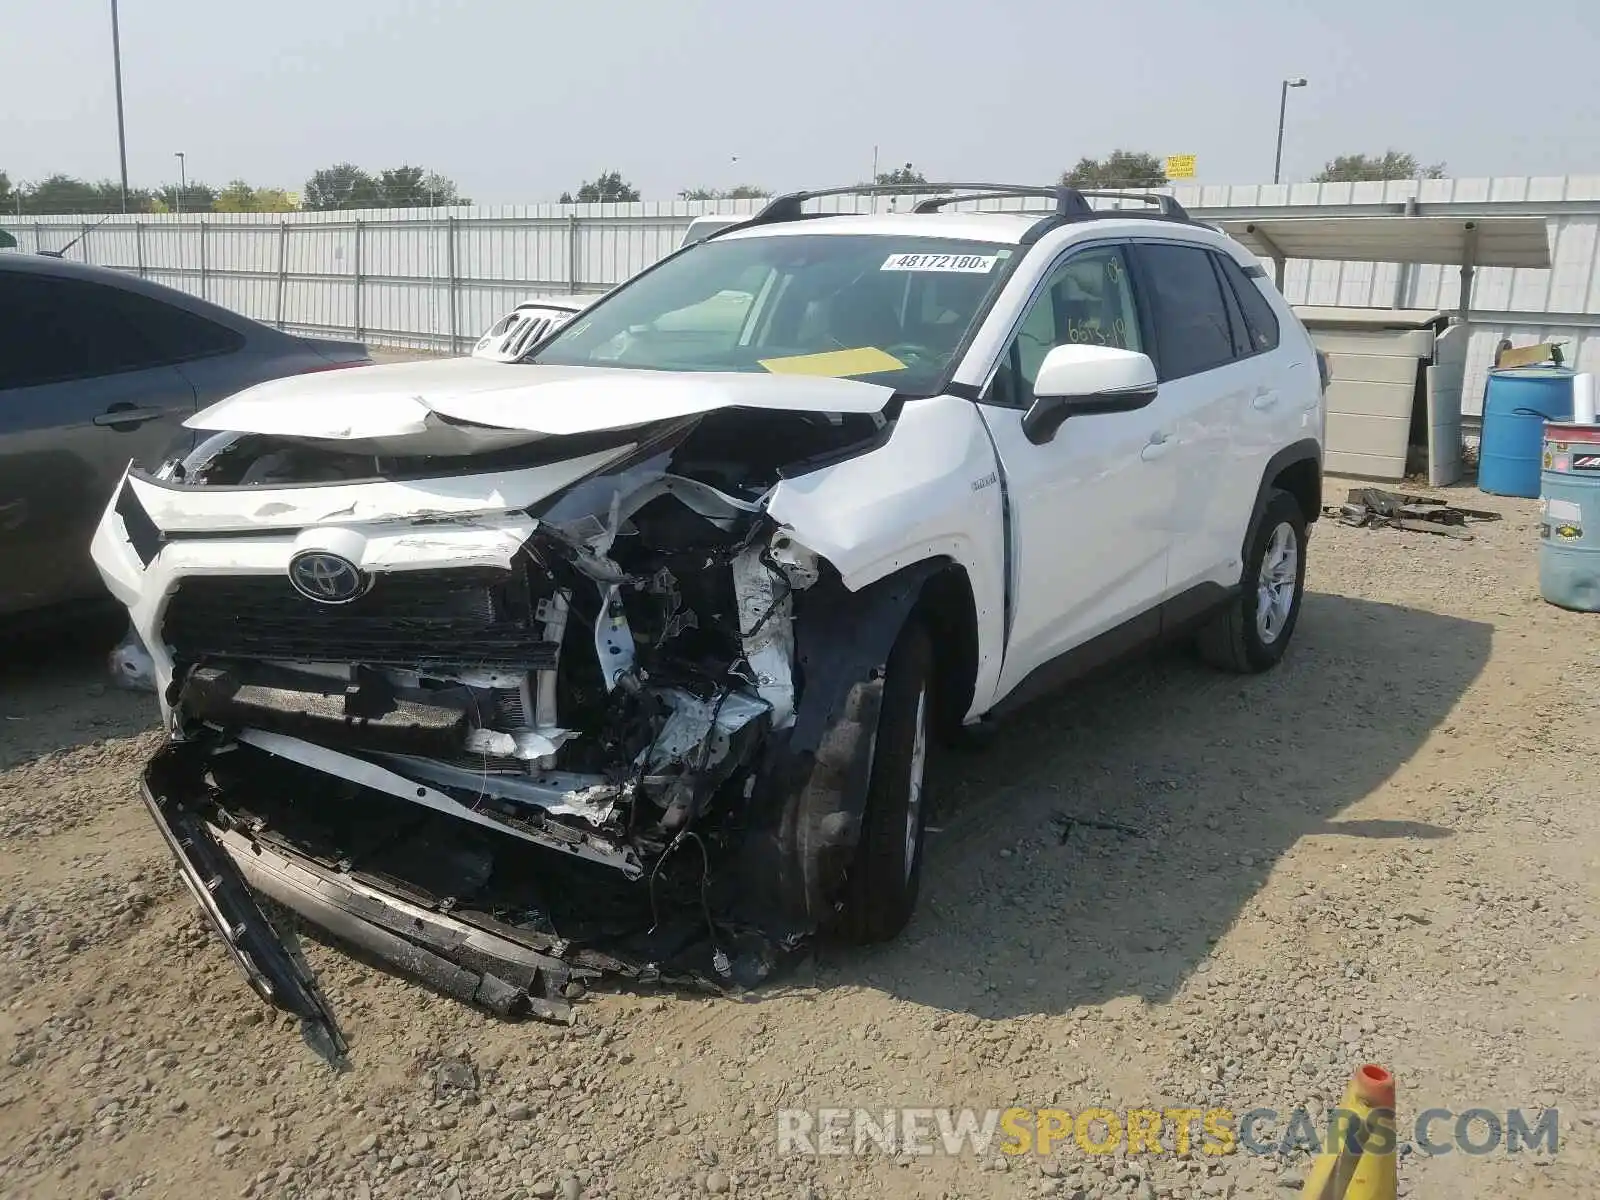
xmin=214 ymin=180 xmax=254 ymax=212
xmin=377 ymin=165 xmax=428 ymax=206
xmin=214 ymin=180 xmax=299 ymax=213
xmin=376 ymin=165 xmax=472 ymax=207
xmin=420 ymin=171 xmax=470 ymax=206
xmin=0 ymin=170 xmax=13 ymax=209
xmin=252 ymin=188 xmax=299 ymax=213
xmin=1311 ymin=151 xmax=1446 ymax=183
xmin=874 ymin=163 xmax=927 ymax=186
xmin=678 ymin=184 xmax=769 ymax=200
xmin=304 ymin=163 xmax=381 ymax=210
xmin=561 ymin=171 xmax=642 ymax=203
xmin=15 ymin=175 xmax=152 ymax=214
xmin=1061 ymin=150 xmax=1168 ymax=189
xmin=23 ymin=174 xmax=110 ymax=213
xmin=156 ymin=182 xmax=216 ymax=213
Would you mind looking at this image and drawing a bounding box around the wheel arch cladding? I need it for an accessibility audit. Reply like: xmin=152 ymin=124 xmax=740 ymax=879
xmin=1246 ymin=440 xmax=1322 ymax=562
xmin=731 ymin=557 xmax=947 ymax=930
xmin=1273 ymin=451 xmax=1323 ymax=526
xmin=913 ymin=563 xmax=979 ymax=742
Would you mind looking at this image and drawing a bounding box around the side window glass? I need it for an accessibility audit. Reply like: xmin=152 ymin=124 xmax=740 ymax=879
xmin=1001 ymin=245 xmax=1142 ymax=404
xmin=0 ymin=276 xmax=75 ymax=390
xmin=1216 ymin=255 xmax=1281 ymax=354
xmin=107 ymin=290 xmax=246 ymax=362
xmin=0 ymin=276 xmax=159 ymax=388
xmin=1138 ymin=243 xmax=1237 ymax=380
xmin=1210 ymin=254 xmax=1254 ymax=358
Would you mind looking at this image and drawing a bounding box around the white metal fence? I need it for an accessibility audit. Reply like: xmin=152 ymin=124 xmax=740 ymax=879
xmin=6 ymin=176 xmax=1600 ymax=414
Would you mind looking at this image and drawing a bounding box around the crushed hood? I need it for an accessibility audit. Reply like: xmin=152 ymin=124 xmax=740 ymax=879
xmin=188 ymin=358 xmax=896 ymax=445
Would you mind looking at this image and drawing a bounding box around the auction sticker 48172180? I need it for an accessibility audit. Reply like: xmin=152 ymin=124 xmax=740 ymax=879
xmin=881 ymin=252 xmax=1000 ymax=272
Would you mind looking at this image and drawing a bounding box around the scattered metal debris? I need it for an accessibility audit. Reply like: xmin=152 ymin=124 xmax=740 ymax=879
xmin=1325 ymin=488 xmax=1503 ymax=540
xmin=432 ymin=1053 xmax=480 ymax=1101
xmin=1051 ymin=811 xmax=1146 ymax=844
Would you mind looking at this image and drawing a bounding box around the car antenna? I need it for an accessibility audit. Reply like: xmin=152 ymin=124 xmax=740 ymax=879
xmin=38 ymin=212 xmax=116 ymax=259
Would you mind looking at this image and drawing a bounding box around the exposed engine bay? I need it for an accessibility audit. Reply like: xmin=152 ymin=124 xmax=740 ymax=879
xmin=116 ymin=400 xmax=938 ymax=1065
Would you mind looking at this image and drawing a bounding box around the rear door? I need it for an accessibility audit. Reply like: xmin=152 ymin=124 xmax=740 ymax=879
xmin=1129 ymin=241 xmax=1257 ymax=599
xmin=102 ymin=287 xmax=251 ymax=411
xmin=1213 ymin=252 xmax=1313 ymax=519
xmin=0 ymin=273 xmax=196 ymax=613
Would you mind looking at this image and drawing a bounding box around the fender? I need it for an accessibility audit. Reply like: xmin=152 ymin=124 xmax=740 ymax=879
xmin=766 ymin=394 xmax=1008 ymax=718
xmin=734 ymin=559 xmax=944 ymax=932
xmin=1243 ymin=438 xmax=1322 ymax=561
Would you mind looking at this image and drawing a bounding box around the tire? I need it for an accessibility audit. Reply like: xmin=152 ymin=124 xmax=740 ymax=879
xmin=836 ymin=618 xmax=934 ymax=944
xmin=1196 ymin=488 xmax=1307 ymax=674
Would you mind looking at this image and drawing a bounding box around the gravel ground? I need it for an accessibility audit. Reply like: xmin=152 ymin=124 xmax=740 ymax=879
xmin=2 ymin=486 xmax=1598 ymax=1200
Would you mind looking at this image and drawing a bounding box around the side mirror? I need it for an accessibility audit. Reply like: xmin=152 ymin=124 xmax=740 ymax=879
xmin=1021 ymin=344 xmax=1159 ymax=445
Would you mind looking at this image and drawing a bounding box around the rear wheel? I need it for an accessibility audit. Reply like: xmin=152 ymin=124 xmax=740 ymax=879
xmin=1197 ymin=488 xmax=1307 ymax=673
xmin=836 ymin=619 xmax=933 ymax=944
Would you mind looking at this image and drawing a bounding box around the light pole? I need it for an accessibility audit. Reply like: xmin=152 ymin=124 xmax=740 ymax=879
xmin=1273 ymin=77 xmax=1307 ymax=185
xmin=110 ymin=0 xmax=129 ymax=212
xmin=174 ymin=152 xmax=186 ymax=214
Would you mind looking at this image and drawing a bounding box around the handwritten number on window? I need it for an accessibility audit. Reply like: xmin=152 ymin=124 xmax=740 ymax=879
xmin=1063 ymin=317 xmax=1128 ymax=346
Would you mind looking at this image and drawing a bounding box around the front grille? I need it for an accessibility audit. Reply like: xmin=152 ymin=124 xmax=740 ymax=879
xmin=162 ymin=568 xmax=558 ymax=671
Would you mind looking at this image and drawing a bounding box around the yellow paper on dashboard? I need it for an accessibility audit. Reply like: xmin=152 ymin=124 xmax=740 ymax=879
xmin=758 ymin=347 xmax=906 ymax=378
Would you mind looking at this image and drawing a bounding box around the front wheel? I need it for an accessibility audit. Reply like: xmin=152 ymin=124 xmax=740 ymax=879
xmin=1196 ymin=488 xmax=1308 ymax=673
xmin=835 ymin=619 xmax=933 ymax=944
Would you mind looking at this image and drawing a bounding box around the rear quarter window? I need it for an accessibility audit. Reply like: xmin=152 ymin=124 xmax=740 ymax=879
xmin=1216 ymin=255 xmax=1281 ymax=354
xmin=104 ymin=289 xmax=246 ymax=361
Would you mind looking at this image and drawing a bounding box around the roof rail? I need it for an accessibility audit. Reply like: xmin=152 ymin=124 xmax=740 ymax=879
xmin=907 ymin=184 xmax=1095 ymax=218
xmin=723 ymin=182 xmax=1192 ymax=244
xmin=1073 ymin=190 xmax=1191 ymax=221
xmin=742 ymin=183 xmax=1093 ymax=230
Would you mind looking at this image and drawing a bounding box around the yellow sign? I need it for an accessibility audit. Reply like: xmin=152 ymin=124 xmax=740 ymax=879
xmin=1165 ymin=155 xmax=1197 ymax=180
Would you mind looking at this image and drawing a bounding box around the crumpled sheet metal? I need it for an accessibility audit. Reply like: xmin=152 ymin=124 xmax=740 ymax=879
xmin=1326 ymin=487 xmax=1502 ymax=540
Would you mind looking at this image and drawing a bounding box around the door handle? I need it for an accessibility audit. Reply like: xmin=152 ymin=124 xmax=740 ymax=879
xmin=1251 ymin=390 xmax=1280 ymax=412
xmin=1140 ymin=432 xmax=1173 ymax=462
xmin=94 ymin=406 xmax=168 ymax=429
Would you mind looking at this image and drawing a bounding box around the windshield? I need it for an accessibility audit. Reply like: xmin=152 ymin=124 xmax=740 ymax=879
xmin=530 ymin=233 xmax=1017 ymax=392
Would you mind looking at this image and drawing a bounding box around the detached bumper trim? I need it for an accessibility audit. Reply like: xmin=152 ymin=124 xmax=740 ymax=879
xmin=138 ymin=777 xmax=349 ymax=1066
xmin=211 ymin=824 xmax=577 ymax=1026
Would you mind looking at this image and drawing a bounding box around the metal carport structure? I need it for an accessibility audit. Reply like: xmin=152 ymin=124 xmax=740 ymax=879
xmin=1215 ymin=214 xmax=1552 ymax=319
xmin=1213 ymin=215 xmax=1553 ymax=485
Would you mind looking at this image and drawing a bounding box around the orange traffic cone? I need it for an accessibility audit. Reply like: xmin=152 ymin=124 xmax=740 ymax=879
xmin=1302 ymin=1064 xmax=1399 ymax=1200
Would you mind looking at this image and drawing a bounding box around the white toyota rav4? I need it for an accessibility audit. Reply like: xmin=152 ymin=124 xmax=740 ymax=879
xmin=92 ymin=184 xmax=1324 ymax=1062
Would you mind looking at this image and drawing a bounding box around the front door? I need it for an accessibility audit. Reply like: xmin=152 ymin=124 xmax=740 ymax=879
xmin=974 ymin=243 xmax=1179 ymax=703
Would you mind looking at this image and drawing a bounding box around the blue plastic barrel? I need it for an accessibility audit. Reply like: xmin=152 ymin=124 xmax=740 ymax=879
xmin=1539 ymin=422 xmax=1600 ymax=612
xmin=1480 ymin=367 xmax=1575 ymax=498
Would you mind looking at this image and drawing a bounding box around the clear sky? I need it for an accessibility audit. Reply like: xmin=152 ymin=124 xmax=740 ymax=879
xmin=3 ymin=0 xmax=1598 ymax=202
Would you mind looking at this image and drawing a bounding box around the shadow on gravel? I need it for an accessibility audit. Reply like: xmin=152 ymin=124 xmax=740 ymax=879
xmin=0 ymin=605 xmax=153 ymax=771
xmin=822 ymin=591 xmax=1490 ymax=1020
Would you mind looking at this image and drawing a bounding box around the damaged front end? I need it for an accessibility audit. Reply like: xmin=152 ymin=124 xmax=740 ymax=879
xmin=105 ymin=403 xmax=927 ymax=1065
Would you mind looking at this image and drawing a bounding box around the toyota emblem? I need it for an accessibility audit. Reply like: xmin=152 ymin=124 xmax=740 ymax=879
xmin=287 ymin=551 xmax=369 ymax=604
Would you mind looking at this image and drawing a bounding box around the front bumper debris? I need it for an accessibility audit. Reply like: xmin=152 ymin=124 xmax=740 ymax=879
xmin=142 ymin=749 xmax=349 ymax=1067
xmin=143 ymin=742 xmax=586 ymax=1068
